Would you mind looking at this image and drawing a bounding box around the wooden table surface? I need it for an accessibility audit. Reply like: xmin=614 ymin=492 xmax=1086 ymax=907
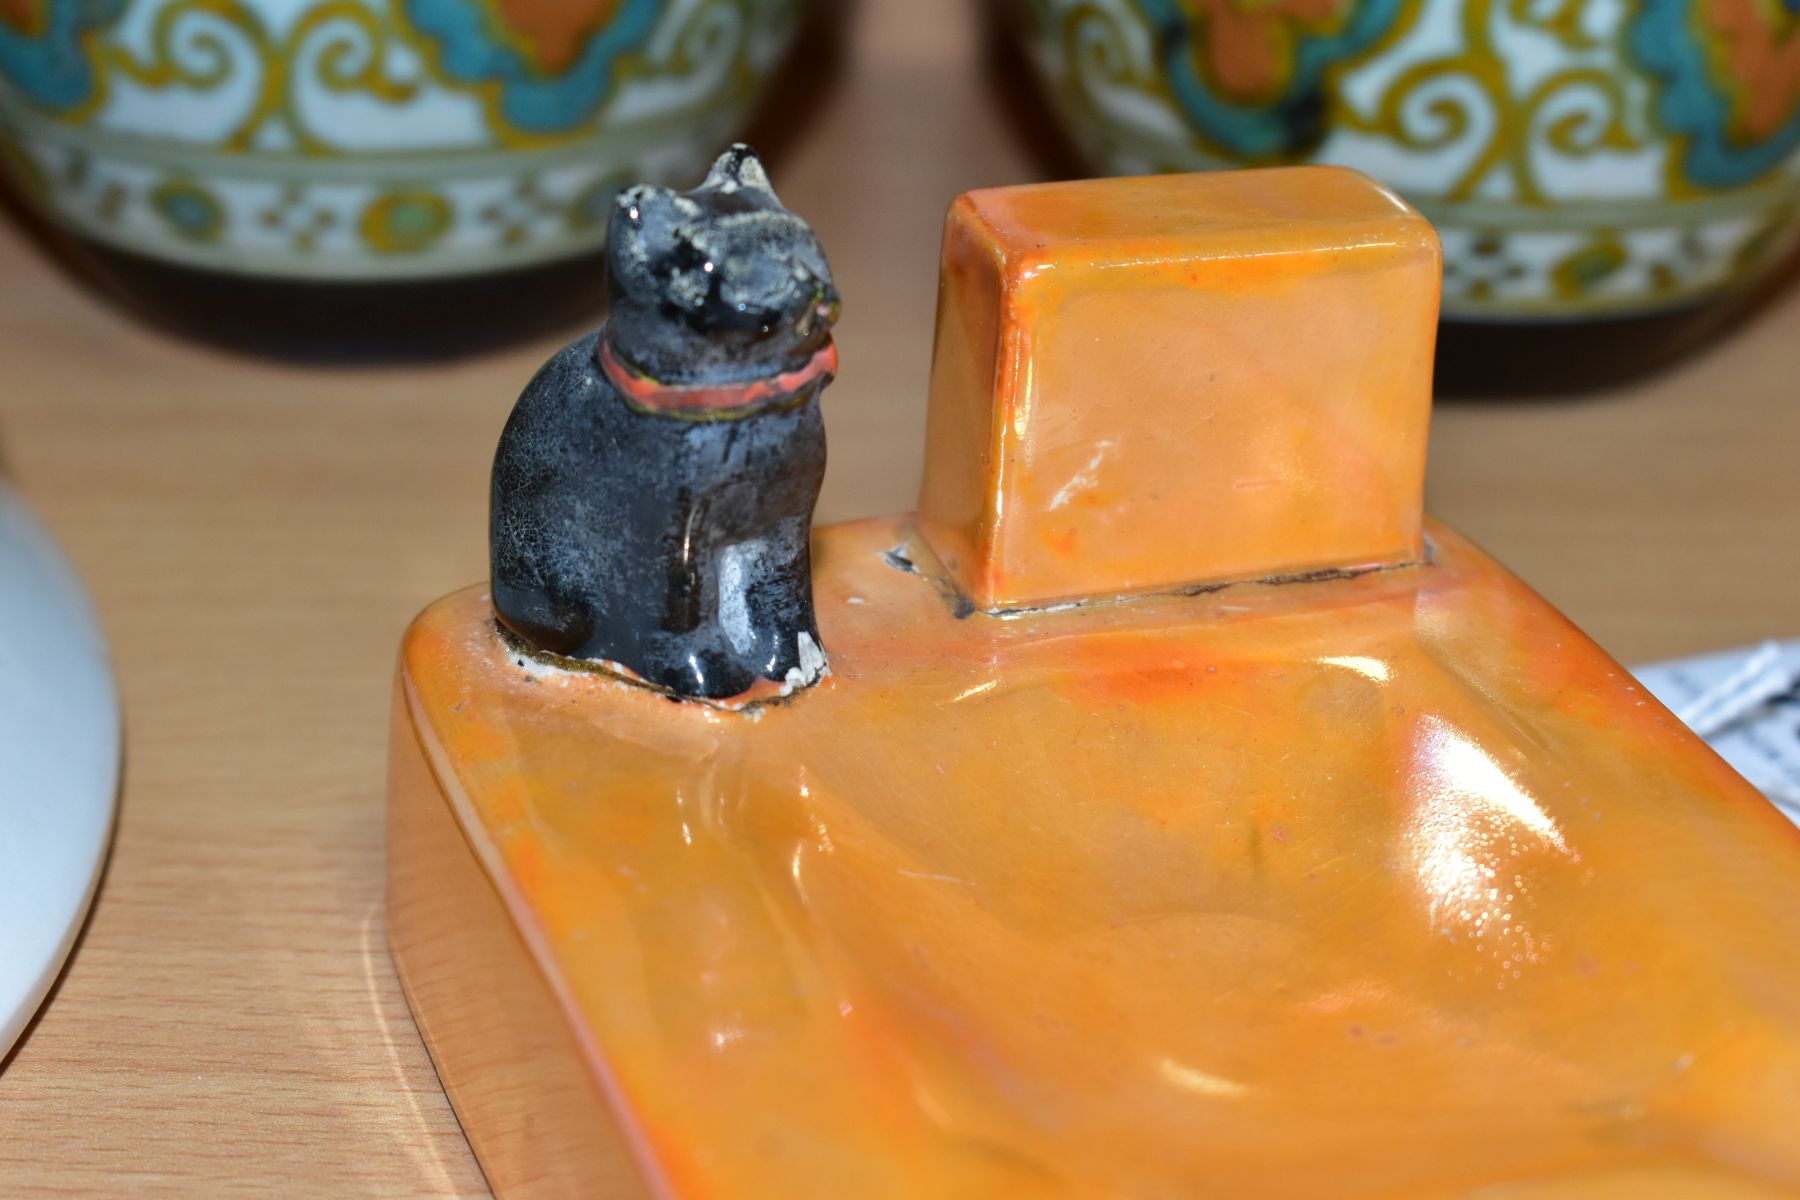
xmin=1 ymin=2 xmax=1797 ymax=1195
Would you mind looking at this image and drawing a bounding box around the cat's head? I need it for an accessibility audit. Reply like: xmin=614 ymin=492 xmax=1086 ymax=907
xmin=604 ymin=146 xmax=840 ymax=385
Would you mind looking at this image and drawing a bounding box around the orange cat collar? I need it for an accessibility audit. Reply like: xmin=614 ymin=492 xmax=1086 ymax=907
xmin=598 ymin=336 xmax=838 ymax=415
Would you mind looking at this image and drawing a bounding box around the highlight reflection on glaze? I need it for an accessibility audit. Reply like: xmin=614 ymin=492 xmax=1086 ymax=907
xmin=1406 ymin=716 xmax=1574 ymax=973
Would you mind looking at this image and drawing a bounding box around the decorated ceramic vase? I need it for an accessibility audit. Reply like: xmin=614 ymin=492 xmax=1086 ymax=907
xmin=0 ymin=0 xmax=808 ymax=355
xmin=1006 ymin=0 xmax=1800 ymax=392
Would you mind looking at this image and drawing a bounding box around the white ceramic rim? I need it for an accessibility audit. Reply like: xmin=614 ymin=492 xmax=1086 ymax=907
xmin=0 ymin=480 xmax=121 ymax=1064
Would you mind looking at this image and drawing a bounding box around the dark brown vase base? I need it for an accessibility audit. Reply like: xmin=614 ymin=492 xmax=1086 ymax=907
xmin=68 ymin=237 xmax=608 ymax=363
xmin=1433 ymin=300 xmax=1751 ymax=398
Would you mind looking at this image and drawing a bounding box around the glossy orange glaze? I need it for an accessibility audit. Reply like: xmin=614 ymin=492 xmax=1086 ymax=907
xmin=918 ymin=167 xmax=1439 ymax=612
xmin=390 ymin=168 xmax=1800 ymax=1196
xmin=391 ymin=517 xmax=1800 ymax=1198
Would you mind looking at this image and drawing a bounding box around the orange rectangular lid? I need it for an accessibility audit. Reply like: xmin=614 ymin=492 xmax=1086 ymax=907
xmin=918 ymin=166 xmax=1441 ymax=612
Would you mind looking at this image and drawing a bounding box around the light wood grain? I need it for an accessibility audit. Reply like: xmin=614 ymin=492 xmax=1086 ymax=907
xmin=0 ymin=0 xmax=1796 ymax=1194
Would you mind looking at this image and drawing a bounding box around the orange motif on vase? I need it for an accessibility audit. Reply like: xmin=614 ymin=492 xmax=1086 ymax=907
xmin=1185 ymin=0 xmax=1361 ymax=104
xmin=483 ymin=0 xmax=624 ymax=75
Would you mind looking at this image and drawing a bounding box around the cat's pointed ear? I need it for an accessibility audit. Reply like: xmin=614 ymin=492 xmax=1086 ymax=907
xmin=703 ymin=144 xmax=779 ymax=202
xmin=611 ymin=184 xmax=693 ymax=262
xmin=613 ymin=184 xmax=682 ymax=229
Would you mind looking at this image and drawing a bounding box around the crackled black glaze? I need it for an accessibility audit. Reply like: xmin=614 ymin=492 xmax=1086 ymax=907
xmin=490 ymin=147 xmax=838 ymax=700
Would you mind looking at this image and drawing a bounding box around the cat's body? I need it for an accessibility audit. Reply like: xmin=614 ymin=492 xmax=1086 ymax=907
xmin=490 ymin=147 xmax=839 ymax=700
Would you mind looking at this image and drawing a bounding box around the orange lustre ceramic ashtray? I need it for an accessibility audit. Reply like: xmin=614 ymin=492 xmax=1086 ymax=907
xmin=387 ymin=153 xmax=1800 ymax=1198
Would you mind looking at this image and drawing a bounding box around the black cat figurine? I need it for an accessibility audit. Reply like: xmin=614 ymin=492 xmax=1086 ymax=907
xmin=490 ymin=146 xmax=840 ymax=701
